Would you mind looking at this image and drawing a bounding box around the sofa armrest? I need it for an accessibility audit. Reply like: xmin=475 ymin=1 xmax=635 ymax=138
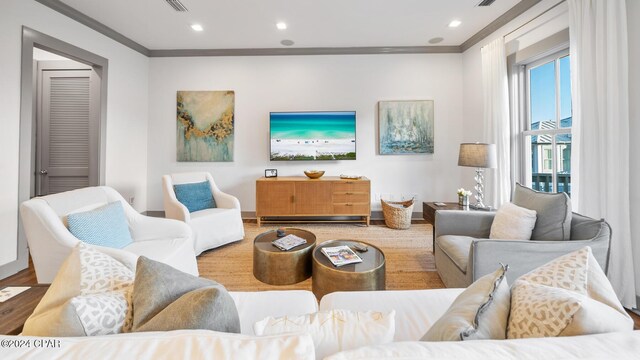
xmin=213 ymin=190 xmax=241 ymax=210
xmin=435 ymin=211 xmax=496 ymax=238
xmin=128 ymin=215 xmax=192 ymax=242
xmin=161 ymin=175 xmax=190 ymax=222
xmin=470 ymin=237 xmax=610 ymax=283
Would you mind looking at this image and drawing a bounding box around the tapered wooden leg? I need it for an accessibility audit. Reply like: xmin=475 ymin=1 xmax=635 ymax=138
xmin=365 ymin=216 xmax=370 ymax=226
xmin=257 ymin=217 xmax=261 ymax=227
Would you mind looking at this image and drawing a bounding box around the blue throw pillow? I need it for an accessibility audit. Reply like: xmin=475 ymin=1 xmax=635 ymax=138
xmin=173 ymin=181 xmax=216 ymax=213
xmin=67 ymin=201 xmax=133 ymax=249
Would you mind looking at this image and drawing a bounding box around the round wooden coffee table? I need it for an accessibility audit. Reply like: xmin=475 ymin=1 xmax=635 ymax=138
xmin=253 ymin=228 xmax=316 ymax=285
xmin=312 ymin=240 xmax=385 ymax=299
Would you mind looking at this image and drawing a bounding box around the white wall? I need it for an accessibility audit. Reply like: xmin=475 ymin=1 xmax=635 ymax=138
xmin=461 ymin=0 xmax=569 ymax=198
xmin=0 ymin=0 xmax=149 ymax=269
xmin=627 ymin=0 xmax=640 ymax=304
xmin=147 ymin=54 xmax=464 ymax=212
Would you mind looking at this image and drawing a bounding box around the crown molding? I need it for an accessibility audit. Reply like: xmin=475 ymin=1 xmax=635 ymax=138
xmin=34 ymin=0 xmax=149 ymax=56
xmin=37 ymin=0 xmax=545 ymax=58
xmin=149 ymin=46 xmax=462 ymax=57
xmin=461 ymin=0 xmax=543 ymax=52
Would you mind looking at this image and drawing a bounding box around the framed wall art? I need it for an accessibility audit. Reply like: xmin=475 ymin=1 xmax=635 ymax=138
xmin=177 ymin=90 xmax=235 ymax=162
xmin=378 ymin=100 xmax=434 ymax=155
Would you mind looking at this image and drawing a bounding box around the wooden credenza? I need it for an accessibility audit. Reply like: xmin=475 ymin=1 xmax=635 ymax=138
xmin=256 ymin=176 xmax=370 ymax=226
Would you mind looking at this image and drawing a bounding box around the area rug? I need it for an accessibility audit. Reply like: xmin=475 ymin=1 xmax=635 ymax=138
xmin=197 ymin=223 xmax=443 ymax=294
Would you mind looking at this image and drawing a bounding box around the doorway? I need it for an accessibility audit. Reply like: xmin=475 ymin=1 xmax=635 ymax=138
xmin=33 ymin=49 xmax=100 ymax=196
xmin=0 ymin=27 xmax=109 ymax=279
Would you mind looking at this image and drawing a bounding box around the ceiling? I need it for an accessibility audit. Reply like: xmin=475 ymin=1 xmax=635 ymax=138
xmin=58 ymin=0 xmax=522 ymax=50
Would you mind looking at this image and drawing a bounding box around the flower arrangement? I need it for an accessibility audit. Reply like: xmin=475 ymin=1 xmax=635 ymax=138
xmin=457 ymin=188 xmax=472 ymax=197
xmin=457 ymin=188 xmax=471 ymax=206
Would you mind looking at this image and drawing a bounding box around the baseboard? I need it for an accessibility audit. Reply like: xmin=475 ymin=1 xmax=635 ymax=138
xmin=144 ymin=210 xmax=425 ymax=222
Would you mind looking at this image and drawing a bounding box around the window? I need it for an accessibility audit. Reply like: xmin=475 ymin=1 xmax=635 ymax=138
xmin=522 ymin=49 xmax=572 ymax=195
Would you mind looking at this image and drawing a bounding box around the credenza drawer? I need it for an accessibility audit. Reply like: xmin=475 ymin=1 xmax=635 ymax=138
xmin=332 ymin=181 xmax=370 ymax=193
xmin=333 ymin=203 xmax=370 ymax=215
xmin=332 ymin=192 xmax=370 ymax=203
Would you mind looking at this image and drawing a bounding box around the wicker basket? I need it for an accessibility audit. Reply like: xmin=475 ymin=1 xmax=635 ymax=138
xmin=381 ymin=199 xmax=414 ymax=230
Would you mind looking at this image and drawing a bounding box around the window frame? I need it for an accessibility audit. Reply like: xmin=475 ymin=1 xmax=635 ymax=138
xmin=519 ymin=48 xmax=571 ymax=193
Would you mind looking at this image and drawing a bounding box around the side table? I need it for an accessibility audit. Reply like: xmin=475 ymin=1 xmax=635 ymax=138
xmin=312 ymin=240 xmax=385 ymax=300
xmin=423 ymin=202 xmax=483 ymax=253
xmin=0 ymin=285 xmax=49 ymax=335
xmin=253 ymin=228 xmax=316 ymax=285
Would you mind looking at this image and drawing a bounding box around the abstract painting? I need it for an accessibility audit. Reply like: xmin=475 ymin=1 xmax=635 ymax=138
xmin=379 ymin=100 xmax=434 ymax=155
xmin=177 ymin=91 xmax=235 ymax=162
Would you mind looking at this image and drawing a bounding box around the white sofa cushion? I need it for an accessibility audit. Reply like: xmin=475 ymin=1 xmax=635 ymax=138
xmin=0 ymin=330 xmax=315 ymax=360
xmin=319 ymin=288 xmax=464 ymax=341
xmin=489 ymin=202 xmax=537 ymax=240
xmin=189 ymin=207 xmax=244 ymax=254
xmin=324 ymin=331 xmax=640 ymax=360
xmin=254 ymin=310 xmax=395 ymax=360
xmin=231 ymin=290 xmax=319 ymax=336
xmin=508 ymin=246 xmax=633 ymax=338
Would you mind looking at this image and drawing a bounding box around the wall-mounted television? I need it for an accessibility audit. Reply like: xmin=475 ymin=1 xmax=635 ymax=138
xmin=270 ymin=111 xmax=356 ymax=161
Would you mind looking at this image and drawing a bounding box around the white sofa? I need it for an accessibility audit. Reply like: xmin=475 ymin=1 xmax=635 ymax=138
xmin=20 ymin=186 xmax=198 ymax=283
xmin=3 ymin=288 xmax=638 ymax=359
xmin=162 ymin=172 xmax=245 ymax=255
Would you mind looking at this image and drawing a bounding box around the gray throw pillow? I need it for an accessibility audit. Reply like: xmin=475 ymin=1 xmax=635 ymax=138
xmin=131 ymin=256 xmax=240 ymax=333
xmin=512 ymin=183 xmax=571 ymax=240
xmin=421 ymin=264 xmax=510 ymax=341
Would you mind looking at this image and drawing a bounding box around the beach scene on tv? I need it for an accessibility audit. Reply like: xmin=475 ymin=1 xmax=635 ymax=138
xmin=270 ymin=112 xmax=356 ymax=160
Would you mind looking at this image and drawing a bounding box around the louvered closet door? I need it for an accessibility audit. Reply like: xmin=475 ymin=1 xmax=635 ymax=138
xmin=39 ymin=69 xmax=95 ymax=195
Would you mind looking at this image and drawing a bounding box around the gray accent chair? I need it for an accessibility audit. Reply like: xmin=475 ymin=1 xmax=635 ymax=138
xmin=434 ymin=210 xmax=611 ymax=288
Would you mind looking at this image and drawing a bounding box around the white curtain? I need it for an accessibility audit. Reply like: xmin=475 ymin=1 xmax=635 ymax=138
xmin=481 ymin=38 xmax=511 ymax=208
xmin=568 ymin=0 xmax=636 ymax=308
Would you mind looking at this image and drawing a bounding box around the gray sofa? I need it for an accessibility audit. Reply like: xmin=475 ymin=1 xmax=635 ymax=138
xmin=434 ymin=210 xmax=611 ymax=288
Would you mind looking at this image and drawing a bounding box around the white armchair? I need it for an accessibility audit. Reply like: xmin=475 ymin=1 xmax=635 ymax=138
xmin=20 ymin=186 xmax=199 ymax=283
xmin=162 ymin=172 xmax=245 ymax=255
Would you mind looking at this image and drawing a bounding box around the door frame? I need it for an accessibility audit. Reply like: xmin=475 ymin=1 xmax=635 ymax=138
xmin=0 ymin=27 xmax=109 ymax=278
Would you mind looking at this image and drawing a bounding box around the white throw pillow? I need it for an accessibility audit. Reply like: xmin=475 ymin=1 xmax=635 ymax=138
xmin=254 ymin=309 xmax=395 ymax=360
xmin=507 ymin=246 xmax=633 ymax=339
xmin=23 ymin=243 xmax=135 ymax=336
xmin=421 ymin=265 xmax=510 ymax=341
xmin=489 ymin=202 xmax=537 ymax=240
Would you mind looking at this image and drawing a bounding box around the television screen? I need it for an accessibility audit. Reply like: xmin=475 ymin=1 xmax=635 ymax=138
xmin=270 ymin=111 xmax=356 ymax=161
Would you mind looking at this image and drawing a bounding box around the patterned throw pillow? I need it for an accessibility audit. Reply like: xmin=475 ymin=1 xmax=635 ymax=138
xmin=507 ymin=246 xmax=633 ymax=339
xmin=254 ymin=310 xmax=395 ymax=360
xmin=23 ymin=243 xmax=134 ymax=336
xmin=67 ymin=201 xmax=133 ymax=249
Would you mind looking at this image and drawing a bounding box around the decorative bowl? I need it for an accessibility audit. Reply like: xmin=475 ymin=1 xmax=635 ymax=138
xmin=304 ymin=170 xmax=325 ymax=179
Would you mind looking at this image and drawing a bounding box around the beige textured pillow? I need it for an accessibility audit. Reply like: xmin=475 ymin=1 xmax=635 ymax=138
xmin=23 ymin=243 xmax=134 ymax=336
xmin=507 ymin=246 xmax=633 ymax=339
xmin=490 ymin=202 xmax=537 ymax=240
xmin=421 ymin=265 xmax=510 ymax=341
xmin=254 ymin=310 xmax=395 ymax=360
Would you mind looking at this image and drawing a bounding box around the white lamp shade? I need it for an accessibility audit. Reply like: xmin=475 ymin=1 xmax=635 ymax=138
xmin=458 ymin=143 xmax=497 ymax=168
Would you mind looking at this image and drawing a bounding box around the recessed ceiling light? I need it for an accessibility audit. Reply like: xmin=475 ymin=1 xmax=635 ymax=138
xmin=448 ymin=20 xmax=461 ymax=28
xmin=429 ymin=37 xmax=444 ymax=44
xmin=276 ymin=22 xmax=287 ymax=30
xmin=281 ymin=39 xmax=295 ymax=46
xmin=191 ymin=24 xmax=204 ymax=32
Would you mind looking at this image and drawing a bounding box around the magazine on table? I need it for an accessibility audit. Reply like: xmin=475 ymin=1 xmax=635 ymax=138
xmin=321 ymin=245 xmax=363 ymax=267
xmin=272 ymin=234 xmax=307 ymax=251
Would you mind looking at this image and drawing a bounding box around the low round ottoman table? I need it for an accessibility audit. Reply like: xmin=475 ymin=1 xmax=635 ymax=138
xmin=253 ymin=228 xmax=316 ymax=285
xmin=312 ymin=240 xmax=385 ymax=299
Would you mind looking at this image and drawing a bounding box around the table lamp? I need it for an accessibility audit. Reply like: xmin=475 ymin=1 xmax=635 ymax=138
xmin=458 ymin=143 xmax=497 ymax=209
